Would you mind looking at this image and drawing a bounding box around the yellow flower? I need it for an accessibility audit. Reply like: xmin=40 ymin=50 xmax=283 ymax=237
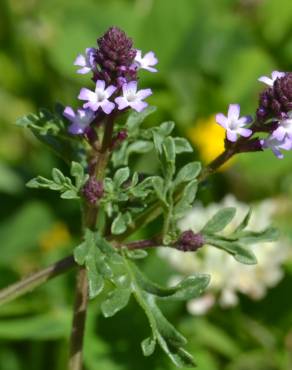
xmin=188 ymin=115 xmax=235 ymax=170
xmin=39 ymin=222 xmax=71 ymax=252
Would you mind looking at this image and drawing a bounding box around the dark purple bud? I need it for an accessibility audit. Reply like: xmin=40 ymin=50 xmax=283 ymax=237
xmin=111 ymin=129 xmax=128 ymax=149
xmin=257 ymin=72 xmax=292 ymax=122
xmin=82 ymin=178 xmax=104 ymax=205
xmin=94 ymin=27 xmax=137 ymax=86
xmin=176 ymin=230 xmax=204 ymax=252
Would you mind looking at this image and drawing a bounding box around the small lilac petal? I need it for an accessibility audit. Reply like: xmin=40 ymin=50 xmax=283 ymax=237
xmin=228 ymin=104 xmax=240 ymax=120
xmin=280 ymin=138 xmax=292 ymax=151
xmin=63 ymin=106 xmax=75 ymax=120
xmin=115 ymin=97 xmax=129 ymax=110
xmin=271 ymin=147 xmax=284 ymax=159
xmin=77 ymin=66 xmax=92 ymax=74
xmin=135 ymin=50 xmax=142 ymax=60
xmin=100 ymin=100 xmax=115 ymax=114
xmin=74 ymin=54 xmax=86 ymax=67
xmin=258 ymin=76 xmax=273 ymax=86
xmin=68 ymin=122 xmax=86 ymax=135
xmin=125 ymin=81 xmax=138 ymax=94
xmin=144 ymin=51 xmax=158 ymax=66
xmin=237 ymin=128 xmax=252 ymax=137
xmin=215 ymin=113 xmax=227 ymax=128
xmin=78 ymin=88 xmax=95 ymax=101
xmin=95 ymin=80 xmax=106 ymax=91
xmin=136 ymin=88 xmax=152 ymax=100
xmin=272 ymin=126 xmax=286 ymax=141
xmin=271 ymin=71 xmax=285 ymax=80
xmin=130 ymin=101 xmax=148 ymax=112
xmin=105 ymin=85 xmax=117 ymax=97
xmin=226 ymin=130 xmax=237 ymax=142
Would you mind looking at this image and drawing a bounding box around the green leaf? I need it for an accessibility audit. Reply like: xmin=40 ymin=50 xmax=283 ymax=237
xmin=71 ymin=161 xmax=87 ymax=190
xmin=173 ymin=137 xmax=193 ymax=154
xmin=162 ymin=137 xmax=176 ymax=180
xmin=174 ymin=162 xmax=201 ymax=187
xmin=205 ymin=237 xmax=257 ymax=265
xmin=157 ymin=121 xmax=175 ymax=136
xmin=101 ymin=288 xmax=131 ymax=318
xmin=234 ymin=209 xmax=252 ymax=233
xmin=125 ymin=249 xmax=148 ymax=260
xmin=237 ymin=227 xmax=279 ymax=244
xmin=113 ymin=167 xmax=130 ymax=187
xmin=203 ymin=208 xmax=236 ymax=234
xmin=141 ymin=337 xmax=156 ymax=356
xmin=111 ymin=213 xmax=127 ymax=235
xmin=151 ymin=176 xmax=167 ymax=205
xmin=60 ymin=189 xmax=78 ymax=199
xmin=52 ymin=168 xmax=65 ymax=184
xmin=126 ymin=106 xmax=157 ymax=132
xmin=122 ymin=256 xmax=199 ymax=367
xmin=174 ymin=180 xmax=198 ymax=220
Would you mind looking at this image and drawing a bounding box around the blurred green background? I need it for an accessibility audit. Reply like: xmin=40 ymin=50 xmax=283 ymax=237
xmin=0 ymin=0 xmax=292 ymax=369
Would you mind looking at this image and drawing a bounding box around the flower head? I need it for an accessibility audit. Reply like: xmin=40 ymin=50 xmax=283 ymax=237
xmin=115 ymin=81 xmax=152 ymax=112
xmin=74 ymin=48 xmax=96 ymax=74
xmin=78 ymin=80 xmax=116 ymax=114
xmin=63 ymin=106 xmax=95 ymax=135
xmin=260 ymin=135 xmax=292 ymax=159
xmin=258 ymin=71 xmax=286 ymax=87
xmin=216 ymin=104 xmax=253 ymax=142
xmin=257 ymin=72 xmax=292 ymax=122
xmin=134 ymin=50 xmax=158 ymax=72
xmin=94 ymin=27 xmax=137 ymax=85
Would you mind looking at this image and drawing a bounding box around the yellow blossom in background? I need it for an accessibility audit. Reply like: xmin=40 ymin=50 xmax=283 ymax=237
xmin=39 ymin=222 xmax=71 ymax=252
xmin=188 ymin=115 xmax=235 ymax=170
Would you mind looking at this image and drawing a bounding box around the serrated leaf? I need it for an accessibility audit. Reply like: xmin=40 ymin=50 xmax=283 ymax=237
xmin=113 ymin=167 xmax=130 ymax=187
xmin=173 ymin=137 xmax=193 ymax=154
xmin=203 ymin=208 xmax=236 ymax=234
xmin=174 ymin=162 xmax=201 ymax=187
xmin=101 ymin=288 xmax=131 ymax=318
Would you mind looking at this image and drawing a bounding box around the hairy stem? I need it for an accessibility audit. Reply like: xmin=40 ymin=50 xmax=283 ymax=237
xmin=0 ymin=255 xmax=75 ymax=306
xmin=69 ymin=113 xmax=116 ymax=370
xmin=69 ymin=267 xmax=89 ymax=370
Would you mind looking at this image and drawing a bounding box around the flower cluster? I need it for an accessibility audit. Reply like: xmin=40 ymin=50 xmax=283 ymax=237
xmin=215 ymin=71 xmax=292 ymax=159
xmin=159 ymin=195 xmax=289 ymax=315
xmin=63 ymin=27 xmax=158 ymax=135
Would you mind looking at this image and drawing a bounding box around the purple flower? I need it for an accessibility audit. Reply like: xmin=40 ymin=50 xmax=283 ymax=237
xmin=272 ymin=112 xmax=292 ymax=141
xmin=63 ymin=106 xmax=95 ymax=135
xmin=260 ymin=135 xmax=292 ymax=159
xmin=258 ymin=71 xmax=286 ymax=87
xmin=216 ymin=104 xmax=253 ymax=142
xmin=115 ymin=81 xmax=152 ymax=112
xmin=134 ymin=50 xmax=158 ymax=72
xmin=78 ymin=80 xmax=117 ymax=114
xmin=74 ymin=48 xmax=96 ymax=74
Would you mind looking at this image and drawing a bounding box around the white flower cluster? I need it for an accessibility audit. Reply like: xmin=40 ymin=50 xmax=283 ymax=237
xmin=159 ymin=195 xmax=289 ymax=315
